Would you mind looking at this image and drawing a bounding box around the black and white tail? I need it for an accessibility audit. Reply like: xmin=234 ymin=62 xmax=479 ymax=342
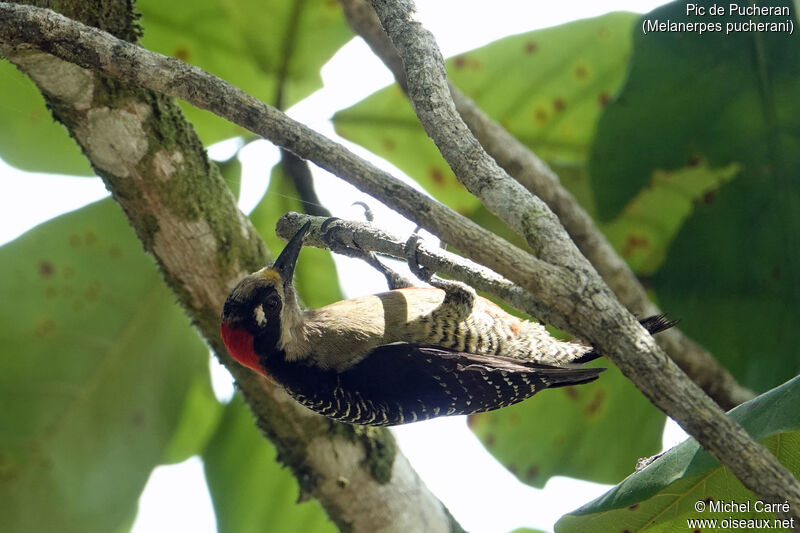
xmin=573 ymin=314 xmax=679 ymax=365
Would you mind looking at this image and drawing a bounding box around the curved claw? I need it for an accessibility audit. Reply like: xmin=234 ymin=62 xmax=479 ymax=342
xmin=351 ymin=201 xmax=375 ymax=222
xmin=404 ymin=226 xmax=432 ymax=282
xmin=319 ymin=216 xmax=342 ymax=237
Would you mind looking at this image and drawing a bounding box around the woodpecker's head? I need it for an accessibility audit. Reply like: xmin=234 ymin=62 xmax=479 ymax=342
xmin=220 ymin=222 xmax=310 ymax=377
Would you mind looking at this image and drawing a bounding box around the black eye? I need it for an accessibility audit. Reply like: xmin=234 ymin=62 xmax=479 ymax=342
xmin=264 ymin=293 xmax=281 ymax=313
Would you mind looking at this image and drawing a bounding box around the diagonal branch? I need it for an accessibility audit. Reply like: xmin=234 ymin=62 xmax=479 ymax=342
xmin=337 ymin=0 xmax=753 ymax=411
xmin=367 ymin=0 xmax=800 ymax=522
xmin=2 ymin=2 xmax=798 ymax=524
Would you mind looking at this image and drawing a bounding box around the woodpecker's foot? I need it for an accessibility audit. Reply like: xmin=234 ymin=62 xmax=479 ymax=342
xmin=319 ymin=216 xmax=413 ymax=290
xmin=404 ymin=228 xmax=476 ymax=315
xmin=404 ymin=228 xmax=434 ymax=282
xmin=319 ymin=216 xmax=342 ymax=239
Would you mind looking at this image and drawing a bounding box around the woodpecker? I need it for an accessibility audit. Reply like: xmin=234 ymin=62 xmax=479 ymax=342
xmin=220 ymin=221 xmax=676 ymax=426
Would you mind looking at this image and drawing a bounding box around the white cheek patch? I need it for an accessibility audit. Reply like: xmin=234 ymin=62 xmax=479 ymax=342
xmin=254 ymin=304 xmax=267 ymax=326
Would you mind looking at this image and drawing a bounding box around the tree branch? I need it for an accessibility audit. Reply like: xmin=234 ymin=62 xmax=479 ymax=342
xmin=337 ymin=0 xmax=753 ymax=409
xmin=0 ymin=3 xmax=458 ymax=532
xmin=2 ymin=2 xmax=797 ymax=524
xmin=366 ymin=0 xmax=800 ymax=523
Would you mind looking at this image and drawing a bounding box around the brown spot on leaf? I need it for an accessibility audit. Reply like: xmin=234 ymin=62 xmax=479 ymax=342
xmin=173 ymin=46 xmax=190 ymax=62
xmin=524 ymin=41 xmax=539 ymax=54
xmin=452 ymin=55 xmax=482 ymax=70
xmin=85 ymin=281 xmax=101 ymax=301
xmin=533 ymin=107 xmax=548 ymax=124
xmin=485 ymin=434 xmax=495 ymax=448
xmin=688 ymin=154 xmax=701 ymax=166
xmin=702 ymin=189 xmax=716 ymax=205
xmin=0 ymin=452 xmax=16 ymax=481
xmin=563 ymin=386 xmax=579 ymax=400
xmin=598 ymin=92 xmax=611 ymax=107
xmin=583 ymin=388 xmax=606 ymax=418
xmin=430 ymin=167 xmax=445 ymax=186
xmin=525 ymin=465 xmax=539 ymax=481
xmin=628 ymin=504 xmax=639 ymax=511
xmin=69 ymin=234 xmax=81 ymax=247
xmin=45 ymin=287 xmax=57 ymax=299
xmin=622 ymin=234 xmax=650 ymax=258
xmin=553 ymin=98 xmax=566 ymax=112
xmin=109 ymin=245 xmax=122 ymax=259
xmin=131 ymin=412 xmax=146 ymax=427
xmin=508 ymin=412 xmax=520 ymax=425
xmin=574 ymin=65 xmax=588 ymax=79
xmin=34 ymin=318 xmax=56 ymax=338
xmin=38 ymin=261 xmax=54 ymax=278
xmin=381 ymin=138 xmax=395 ymax=152
xmin=84 ymin=231 xmax=97 ymax=246
xmin=507 ymin=463 xmax=519 ymax=476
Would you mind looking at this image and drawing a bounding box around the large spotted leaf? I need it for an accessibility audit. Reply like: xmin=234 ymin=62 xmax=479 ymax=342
xmin=589 ymin=1 xmax=800 ymax=391
xmin=334 ymin=12 xmax=637 ymax=216
xmin=138 ymin=0 xmax=352 ymax=143
xmin=0 ymin=199 xmax=214 ymax=533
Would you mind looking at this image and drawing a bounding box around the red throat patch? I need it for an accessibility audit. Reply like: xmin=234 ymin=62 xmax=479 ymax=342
xmin=220 ymin=323 xmax=269 ymax=379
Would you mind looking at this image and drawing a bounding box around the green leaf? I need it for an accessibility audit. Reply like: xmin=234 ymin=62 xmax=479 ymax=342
xmin=333 ymin=12 xmax=638 ymax=215
xmin=161 ymin=371 xmax=224 ymax=465
xmin=249 ymin=164 xmax=342 ymax=309
xmin=138 ymin=0 xmax=352 ymax=144
xmin=203 ymin=394 xmax=336 ymax=533
xmin=556 ymin=376 xmax=800 ymax=532
xmin=0 ymin=60 xmax=93 ymax=176
xmin=589 ymin=2 xmax=800 ymax=391
xmin=0 ymin=199 xmax=210 ymax=533
xmin=469 ymin=363 xmax=664 ymax=488
xmin=598 ymin=160 xmax=740 ymax=274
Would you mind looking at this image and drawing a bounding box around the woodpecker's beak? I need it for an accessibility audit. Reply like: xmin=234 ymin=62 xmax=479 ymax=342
xmin=272 ymin=221 xmax=311 ymax=286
